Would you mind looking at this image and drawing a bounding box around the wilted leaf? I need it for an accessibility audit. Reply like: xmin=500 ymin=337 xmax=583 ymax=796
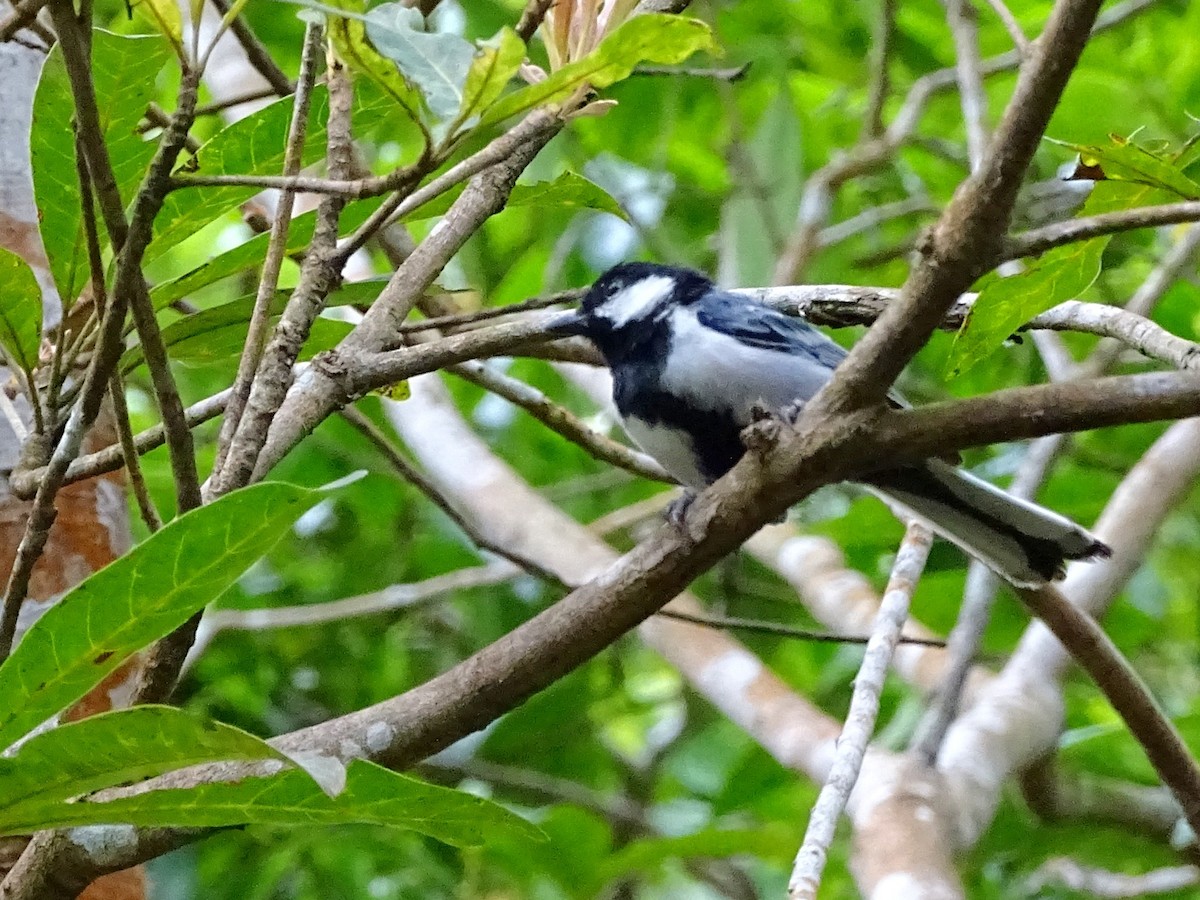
xmin=0 ymin=482 xmax=321 ymax=751
xmin=4 ymin=759 xmax=545 ymax=848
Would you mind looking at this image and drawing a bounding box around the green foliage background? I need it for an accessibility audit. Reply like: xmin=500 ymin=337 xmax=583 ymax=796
xmin=43 ymin=0 xmax=1200 ymax=895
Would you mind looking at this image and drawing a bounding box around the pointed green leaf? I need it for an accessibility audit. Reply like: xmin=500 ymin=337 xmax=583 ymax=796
xmin=0 ymin=482 xmax=321 ymax=752
xmin=320 ymin=0 xmax=425 ymax=120
xmin=1063 ymin=137 xmax=1200 ymax=201
xmin=2 ymin=760 xmax=545 ymax=848
xmin=479 ymin=15 xmax=716 ymax=128
xmin=0 ymin=249 xmax=42 ymax=374
xmin=124 ymin=282 xmax=379 ymax=372
xmin=148 ymin=88 xmax=331 ymax=260
xmin=363 ymin=3 xmax=475 ymax=122
xmin=947 ymin=237 xmax=1108 ymax=376
xmin=31 ymin=32 xmax=171 ymax=305
xmin=948 ymin=182 xmax=1158 ymax=375
xmin=0 ymin=706 xmax=287 ymax=826
xmin=456 ymin=27 xmax=525 ymax=125
xmin=403 ymin=171 xmax=628 ymax=222
xmin=148 ymin=197 xmax=385 ymax=306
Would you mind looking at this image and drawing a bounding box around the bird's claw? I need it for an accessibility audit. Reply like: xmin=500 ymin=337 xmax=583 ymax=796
xmin=665 ymin=491 xmax=696 ymax=528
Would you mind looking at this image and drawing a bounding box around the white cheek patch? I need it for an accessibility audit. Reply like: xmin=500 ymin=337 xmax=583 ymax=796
xmin=596 ymin=275 xmax=675 ymax=328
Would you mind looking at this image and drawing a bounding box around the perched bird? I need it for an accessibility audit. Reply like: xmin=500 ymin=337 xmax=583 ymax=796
xmin=548 ymin=261 xmax=1111 ymax=587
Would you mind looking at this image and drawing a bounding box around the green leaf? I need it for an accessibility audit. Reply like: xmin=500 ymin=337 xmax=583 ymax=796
xmin=148 ymin=89 xmax=332 ymax=261
xmin=363 ymin=3 xmax=476 ymax=122
xmin=1064 ymin=137 xmax=1200 ymax=201
xmin=405 ymin=171 xmax=628 ymax=222
xmin=30 ymin=32 xmax=171 ymax=305
xmin=148 ymin=197 xmax=385 ymax=307
xmin=597 ymin=826 xmax=795 ymax=889
xmin=946 ymin=237 xmax=1109 ymax=376
xmin=3 ymin=760 xmax=545 ymax=848
xmin=0 ymin=249 xmax=42 ymax=373
xmin=317 ymin=0 xmax=425 ymax=119
xmin=0 ymin=706 xmax=287 ymax=828
xmin=124 ymin=282 xmax=379 ymax=372
xmin=479 ymin=15 xmax=717 ymax=128
xmin=947 ymin=181 xmax=1158 ymax=375
xmin=456 ymin=27 xmax=525 ymax=125
xmin=0 ymin=481 xmax=321 ymax=752
xmin=129 ymin=0 xmax=186 ymax=61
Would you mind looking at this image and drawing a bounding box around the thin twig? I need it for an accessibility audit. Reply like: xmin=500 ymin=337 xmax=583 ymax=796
xmin=339 ymin=407 xmax=567 ymax=585
xmin=1007 ymin=201 xmax=1200 ymax=258
xmin=787 ymin=523 xmax=934 ymax=899
xmin=204 ymin=0 xmax=293 ymax=95
xmin=942 ymin=0 xmax=990 ymax=170
xmin=1028 ymin=859 xmax=1199 ymax=898
xmin=982 ymin=0 xmax=1033 ymax=54
xmin=8 ymin=389 xmax=230 ymax=497
xmin=0 ymin=0 xmax=47 ymax=42
xmin=515 ymin=0 xmax=553 ymax=42
xmin=211 ymin=21 xmax=324 ymax=481
xmin=108 ymin=375 xmax=162 ymax=532
xmin=194 ymin=85 xmax=281 ymax=116
xmin=656 ymin=607 xmax=947 ymax=648
xmin=862 ymin=0 xmax=896 ymax=139
xmin=910 ymin=433 xmax=1064 ymax=763
xmin=450 ymin=360 xmax=672 ymax=483
xmin=208 ymin=58 xmax=355 ymax=498
xmin=1018 ymin=582 xmax=1200 ymax=837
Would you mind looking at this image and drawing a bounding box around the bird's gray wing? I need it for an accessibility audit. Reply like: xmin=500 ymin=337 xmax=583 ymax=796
xmin=695 ymin=292 xmax=908 ymax=409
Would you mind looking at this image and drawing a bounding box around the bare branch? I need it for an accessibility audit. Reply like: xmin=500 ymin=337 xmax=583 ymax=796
xmin=205 ymin=0 xmax=292 ymax=95
xmin=942 ymin=0 xmax=990 ymax=170
xmin=211 ymin=21 xmax=324 ymax=481
xmin=1028 ymin=859 xmax=1200 ymax=899
xmin=787 ymin=523 xmax=933 ymax=899
xmin=862 ymin=0 xmax=896 ymax=139
xmin=208 ymin=57 xmax=355 ymax=497
xmin=1007 ymin=201 xmax=1200 ymax=258
xmin=1019 ymin=584 xmax=1200 ymax=836
xmin=808 ymin=0 xmax=1108 ymax=415
xmin=450 ymin=360 xmax=672 ymax=483
xmin=982 ymin=0 xmax=1033 ymax=54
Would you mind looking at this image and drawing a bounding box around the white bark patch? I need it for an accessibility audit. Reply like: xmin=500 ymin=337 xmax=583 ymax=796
xmin=366 ymin=721 xmax=395 ymax=754
xmin=105 ymin=666 xmax=140 ymax=711
xmin=94 ymin=476 xmax=133 ymax=556
xmin=67 ymin=825 xmax=138 ymax=865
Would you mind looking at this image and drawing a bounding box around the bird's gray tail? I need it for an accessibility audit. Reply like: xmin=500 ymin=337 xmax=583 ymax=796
xmin=865 ymin=459 xmax=1111 ymax=587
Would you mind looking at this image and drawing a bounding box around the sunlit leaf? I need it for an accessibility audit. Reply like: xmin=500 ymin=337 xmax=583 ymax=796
xmin=479 ymin=15 xmax=716 ymax=128
xmin=456 ymin=27 xmax=525 ymax=125
xmin=129 ymin=0 xmax=186 ymax=61
xmin=3 ymin=760 xmax=545 ymax=848
xmin=0 ymin=249 xmax=42 ymax=374
xmin=0 ymin=482 xmax=321 ymax=752
xmin=1061 ymin=136 xmax=1200 ymax=201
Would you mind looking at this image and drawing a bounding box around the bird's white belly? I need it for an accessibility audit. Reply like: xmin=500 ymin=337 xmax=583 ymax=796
xmin=622 ymin=415 xmax=708 ymax=488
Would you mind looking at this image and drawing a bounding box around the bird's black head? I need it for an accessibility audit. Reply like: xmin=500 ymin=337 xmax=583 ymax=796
xmin=545 ymin=262 xmax=714 ymax=349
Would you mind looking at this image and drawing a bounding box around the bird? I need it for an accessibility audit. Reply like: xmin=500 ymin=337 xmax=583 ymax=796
xmin=546 ymin=261 xmax=1111 ymax=587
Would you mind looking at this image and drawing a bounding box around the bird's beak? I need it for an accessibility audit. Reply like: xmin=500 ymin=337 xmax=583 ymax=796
xmin=542 ymin=309 xmax=589 ymax=338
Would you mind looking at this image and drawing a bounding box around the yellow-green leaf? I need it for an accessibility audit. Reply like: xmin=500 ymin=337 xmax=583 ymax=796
xmin=456 ymin=27 xmax=525 ymax=125
xmin=479 ymin=15 xmax=716 ymax=128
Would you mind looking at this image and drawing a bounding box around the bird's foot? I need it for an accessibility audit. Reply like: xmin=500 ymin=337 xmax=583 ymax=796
xmin=665 ymin=491 xmax=697 ymax=529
